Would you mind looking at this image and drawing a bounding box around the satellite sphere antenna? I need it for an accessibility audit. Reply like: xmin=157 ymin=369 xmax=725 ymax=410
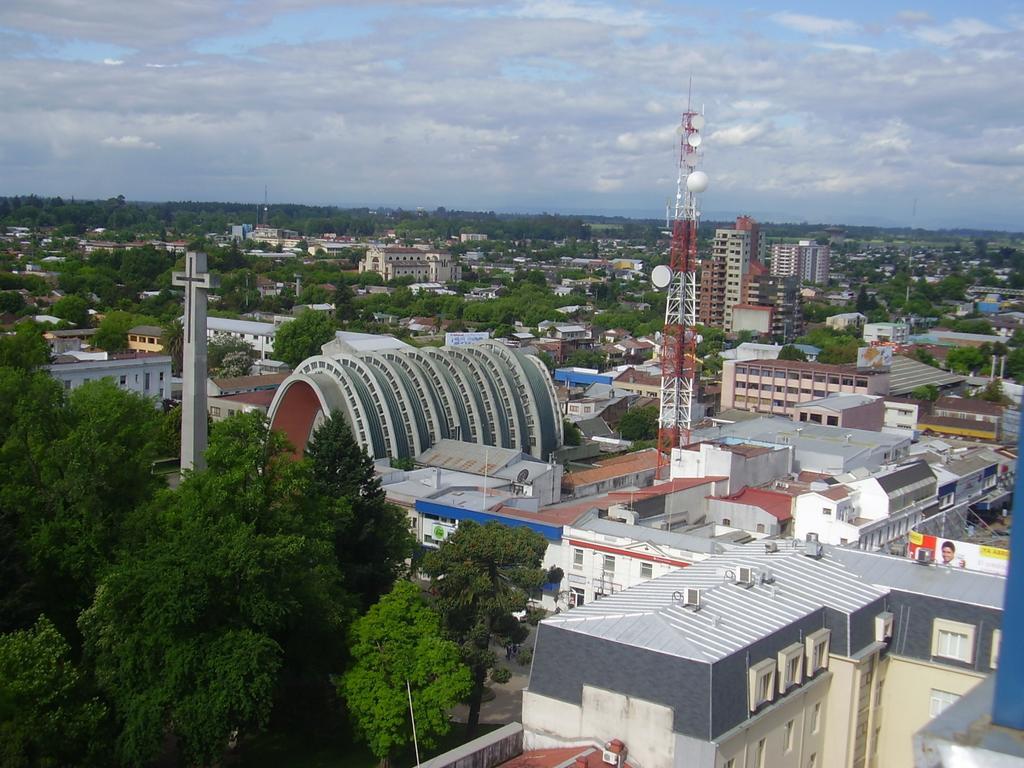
xmin=651 ymin=264 xmax=673 ymax=289
xmin=691 ymin=114 xmax=706 ymax=130
xmin=687 ymin=132 xmax=702 ymax=148
xmin=686 ymin=171 xmax=709 ymax=193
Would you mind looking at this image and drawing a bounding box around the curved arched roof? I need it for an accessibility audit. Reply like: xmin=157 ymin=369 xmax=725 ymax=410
xmin=268 ymin=339 xmax=562 ymax=461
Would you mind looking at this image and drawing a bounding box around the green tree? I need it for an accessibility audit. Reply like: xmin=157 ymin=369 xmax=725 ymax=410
xmin=564 ymin=349 xmax=605 ymax=370
xmin=162 ymin=319 xmax=184 ymax=376
xmin=945 ymin=346 xmax=987 ymax=375
xmin=618 ymin=404 xmax=659 ymax=441
xmin=341 ymin=581 xmax=471 ymax=768
xmin=80 ymin=413 xmax=349 ymax=767
xmin=93 ymin=311 xmax=141 ymax=352
xmin=422 ymin=522 xmax=546 ymax=736
xmin=914 ymin=347 xmax=938 ymax=367
xmin=52 ymin=295 xmax=90 ymax=327
xmin=777 ymin=345 xmax=808 ymax=362
xmin=0 ymin=291 xmax=25 ymax=314
xmin=911 ymin=384 xmax=940 ymax=401
xmin=562 ymin=420 xmax=582 ymax=446
xmin=306 ymin=412 xmax=414 ymax=610
xmin=979 ymin=379 xmax=1010 ymax=404
xmin=0 ymin=323 xmax=49 ymax=370
xmin=0 ymin=616 xmax=108 ymax=766
xmin=701 ymin=352 xmax=723 ymax=378
xmin=273 ymin=310 xmax=336 ymax=367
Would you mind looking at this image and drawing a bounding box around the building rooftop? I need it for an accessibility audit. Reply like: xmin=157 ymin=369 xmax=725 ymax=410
xmin=795 ymin=393 xmax=881 ymax=411
xmin=884 ymin=356 xmax=962 ymax=399
xmin=128 ymin=324 xmax=164 ymax=337
xmin=210 ymin=372 xmax=289 ymax=391
xmin=211 ymin=390 xmax=276 ymax=408
xmin=934 ymin=396 xmax=1004 ymax=418
xmin=605 ymin=476 xmax=726 ymax=502
xmin=206 ymin=316 xmax=277 ymax=335
xmin=572 ymin=515 xmax=723 ymax=556
xmin=416 ymin=439 xmax=536 ymax=476
xmin=543 ymin=541 xmax=886 ymax=662
xmin=711 ymin=487 xmax=794 ymax=521
xmin=563 ymin=450 xmax=660 ymax=490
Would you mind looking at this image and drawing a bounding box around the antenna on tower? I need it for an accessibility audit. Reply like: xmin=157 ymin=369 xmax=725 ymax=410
xmin=263 ymin=185 xmax=269 ymax=227
xmin=654 ymin=94 xmax=708 ymax=478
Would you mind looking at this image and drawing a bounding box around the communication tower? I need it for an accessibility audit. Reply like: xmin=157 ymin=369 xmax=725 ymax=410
xmin=653 ymin=105 xmax=708 ymax=474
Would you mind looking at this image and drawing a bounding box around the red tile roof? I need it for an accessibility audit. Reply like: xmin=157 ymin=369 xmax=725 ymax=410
xmin=712 ymin=487 xmax=794 ymax=521
xmin=563 ymin=450 xmax=660 ymax=490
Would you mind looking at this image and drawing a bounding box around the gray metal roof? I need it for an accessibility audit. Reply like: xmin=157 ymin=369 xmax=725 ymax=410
xmin=796 ymin=394 xmax=880 ymax=411
xmin=829 ymin=548 xmax=1004 ymax=609
xmin=543 ymin=541 xmax=886 ymax=662
xmin=416 ymin=439 xmax=529 ymax=475
xmin=575 ymin=516 xmax=723 ymax=555
xmin=887 ymin=355 xmax=965 ymax=396
xmin=875 ymin=460 xmax=935 ymax=493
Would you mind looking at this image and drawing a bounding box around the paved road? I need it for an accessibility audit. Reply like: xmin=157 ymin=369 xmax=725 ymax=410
xmin=450 ymin=627 xmax=538 ymax=725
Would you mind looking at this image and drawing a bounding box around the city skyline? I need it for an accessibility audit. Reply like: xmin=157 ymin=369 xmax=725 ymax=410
xmin=1 ymin=0 xmax=1021 ymax=229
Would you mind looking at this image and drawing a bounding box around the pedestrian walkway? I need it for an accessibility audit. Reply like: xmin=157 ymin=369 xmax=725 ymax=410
xmin=450 ymin=627 xmax=538 ymax=725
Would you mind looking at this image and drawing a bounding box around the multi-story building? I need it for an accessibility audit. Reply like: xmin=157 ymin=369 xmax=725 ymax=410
xmin=699 ymin=216 xmax=776 ymax=333
xmin=771 ymin=240 xmax=832 ymax=285
xmin=721 ymin=358 xmax=890 ymax=417
xmin=206 ymin=316 xmax=279 ymax=360
xmin=792 ymin=460 xmax=938 ymax=549
xmin=126 ymin=324 xmax=164 ymax=354
xmin=863 ymin=322 xmax=910 ymax=345
xmin=359 ymin=246 xmax=461 ymax=283
xmin=45 ymin=351 xmax=172 ymax=403
xmin=523 ymin=541 xmax=1003 ymax=768
xmin=739 ymin=263 xmax=803 ymax=341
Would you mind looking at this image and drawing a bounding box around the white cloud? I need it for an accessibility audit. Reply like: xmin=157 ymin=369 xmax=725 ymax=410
xmin=102 ymin=58 xmax=123 ymax=66
xmin=101 ymin=135 xmax=160 ymax=150
xmin=912 ymin=17 xmax=1002 ymax=45
xmin=771 ymin=12 xmax=857 ymax=36
xmin=815 ymin=42 xmax=876 ymax=54
xmin=709 ymin=123 xmax=767 ymax=147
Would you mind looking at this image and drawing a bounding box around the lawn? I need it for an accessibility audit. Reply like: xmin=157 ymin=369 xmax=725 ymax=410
xmin=233 ymin=718 xmax=501 ymax=768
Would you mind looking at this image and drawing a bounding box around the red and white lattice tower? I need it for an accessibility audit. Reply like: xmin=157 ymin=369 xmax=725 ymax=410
xmin=654 ymin=106 xmax=708 ymax=475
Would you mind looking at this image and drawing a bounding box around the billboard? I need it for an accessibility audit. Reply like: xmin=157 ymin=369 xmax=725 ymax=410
xmin=907 ymin=530 xmax=1009 ymax=576
xmin=445 ymin=331 xmax=490 ymax=347
xmin=857 ymin=345 xmax=893 ymax=370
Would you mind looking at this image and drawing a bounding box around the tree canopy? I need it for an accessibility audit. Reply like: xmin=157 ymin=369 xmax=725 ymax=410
xmin=422 ymin=521 xmax=547 ymax=735
xmin=273 ymin=310 xmax=336 ymax=367
xmin=341 ymin=581 xmax=470 ymax=767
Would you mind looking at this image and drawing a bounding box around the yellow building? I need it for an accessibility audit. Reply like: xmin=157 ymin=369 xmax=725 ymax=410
xmin=127 ymin=325 xmax=165 ymax=354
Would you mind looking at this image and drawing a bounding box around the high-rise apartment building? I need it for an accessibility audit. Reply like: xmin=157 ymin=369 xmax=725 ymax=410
xmin=740 ymin=263 xmax=804 ymax=341
xmin=771 ymin=240 xmax=831 ymax=285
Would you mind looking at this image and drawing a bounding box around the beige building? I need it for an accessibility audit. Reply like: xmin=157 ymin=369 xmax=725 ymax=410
xmin=721 ymin=358 xmax=889 ymax=417
xmin=359 ymin=245 xmax=461 ymax=283
xmin=127 ymin=325 xmax=165 ymax=354
xmin=522 ymin=542 xmax=1002 ymax=768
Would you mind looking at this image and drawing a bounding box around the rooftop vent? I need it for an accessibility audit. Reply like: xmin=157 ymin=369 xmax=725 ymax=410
xmin=673 ymin=587 xmax=702 ymax=610
xmin=915 ymin=548 xmax=934 ymax=565
xmin=804 ymin=538 xmax=824 ymax=559
xmin=764 ymin=541 xmax=779 ymax=554
xmin=760 ymin=568 xmax=776 ymax=584
xmin=736 ymin=566 xmax=755 ymax=587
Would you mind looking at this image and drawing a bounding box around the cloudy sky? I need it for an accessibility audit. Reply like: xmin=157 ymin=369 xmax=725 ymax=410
xmin=1 ymin=1 xmax=1021 ymax=229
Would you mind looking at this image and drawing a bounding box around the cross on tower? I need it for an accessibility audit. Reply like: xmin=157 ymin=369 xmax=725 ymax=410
xmin=172 ymin=252 xmax=217 ymax=472
xmin=173 ymin=252 xmax=215 ymax=344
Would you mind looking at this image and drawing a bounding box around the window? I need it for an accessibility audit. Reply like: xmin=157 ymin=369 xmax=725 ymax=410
xmin=811 ymin=702 xmax=822 ymax=733
xmin=929 ymin=689 xmax=960 ymax=718
xmin=806 ymin=629 xmax=830 ymax=674
xmin=756 ymin=523 xmax=766 ymax=533
xmin=724 ymin=760 xmax=735 ymax=768
xmin=931 ymin=619 xmax=975 ymax=663
xmin=119 ymin=375 xmax=127 ymax=385
xmin=210 ymin=406 xmax=221 ymax=416
xmin=754 ymin=738 xmax=766 ymax=768
xmin=826 ymin=415 xmax=839 ymax=426
xmin=778 ymin=643 xmax=803 ymax=691
xmin=822 ymin=506 xmax=831 ymax=516
xmin=784 ymin=719 xmax=795 ymax=752
xmin=144 ymin=372 xmax=151 ymax=390
xmin=569 ymin=587 xmax=585 ymax=608
xmin=748 ymin=658 xmax=776 ymax=711
xmin=722 ymin=518 xmax=731 ymax=526
xmin=640 ymin=562 xmax=653 ymax=579
xmin=602 ymin=554 xmax=615 ymax=575
xmin=573 ymin=548 xmax=584 ymax=570
xmin=992 ymin=629 xmax=1001 ymax=669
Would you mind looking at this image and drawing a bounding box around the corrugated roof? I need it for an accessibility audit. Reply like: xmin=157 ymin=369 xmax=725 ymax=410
xmin=887 ymin=355 xmax=964 ymax=396
xmin=711 ymin=487 xmax=794 ymax=521
xmin=563 ymin=450 xmax=660 ymax=490
xmin=544 ymin=541 xmax=886 ymax=662
xmin=875 ymin=461 xmax=935 ymax=494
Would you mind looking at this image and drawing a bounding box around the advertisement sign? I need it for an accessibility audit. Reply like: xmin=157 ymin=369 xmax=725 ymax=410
xmin=857 ymin=346 xmax=893 ymax=370
xmin=424 ymin=519 xmax=457 ymax=543
xmin=907 ymin=530 xmax=1009 ymax=576
xmin=445 ymin=331 xmax=490 ymax=347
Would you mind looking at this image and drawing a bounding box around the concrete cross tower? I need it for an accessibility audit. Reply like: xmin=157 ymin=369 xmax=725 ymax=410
xmin=172 ymin=251 xmax=216 ymax=471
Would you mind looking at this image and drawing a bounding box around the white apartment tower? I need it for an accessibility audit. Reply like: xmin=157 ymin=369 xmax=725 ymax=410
xmin=772 ymin=240 xmax=831 ymax=285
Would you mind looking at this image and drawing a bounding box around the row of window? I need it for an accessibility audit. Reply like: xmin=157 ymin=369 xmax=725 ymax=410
xmin=748 ymin=629 xmax=830 ymax=712
xmin=723 ymin=703 xmax=822 ymax=768
xmin=571 ymin=548 xmax=654 ymax=580
xmin=735 ymin=366 xmax=869 ymax=388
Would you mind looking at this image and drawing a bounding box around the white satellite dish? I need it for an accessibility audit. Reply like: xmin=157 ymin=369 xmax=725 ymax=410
xmin=691 ymin=114 xmax=706 ymax=130
xmin=684 ymin=151 xmax=699 ymax=167
xmin=686 ymin=170 xmax=709 ymax=193
xmin=651 ymin=264 xmax=673 ymax=289
xmin=687 ymin=132 xmax=702 ymax=148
